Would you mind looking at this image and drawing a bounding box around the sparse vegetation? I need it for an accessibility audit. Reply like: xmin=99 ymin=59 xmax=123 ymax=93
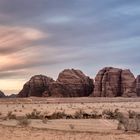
xmin=102 ymin=109 xmax=122 ymax=119
xmin=74 ymin=109 xmax=85 ymax=119
xmin=117 ymin=112 xmax=140 ymax=132
xmin=6 ymin=111 xmax=16 ymax=119
xmin=26 ymin=109 xmax=43 ymax=119
xmin=48 ymin=111 xmax=67 ymax=119
xmin=42 ymin=118 xmax=48 ymax=124
xmin=128 ymin=110 xmax=136 ymax=119
xmin=69 ymin=124 xmax=75 ymax=130
xmin=17 ymin=118 xmax=30 ymax=127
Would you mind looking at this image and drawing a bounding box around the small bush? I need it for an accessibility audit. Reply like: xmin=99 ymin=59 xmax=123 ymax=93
xmin=7 ymin=111 xmax=16 ymax=119
xmin=26 ymin=110 xmax=43 ymax=119
xmin=74 ymin=109 xmax=85 ymax=119
xmin=49 ymin=111 xmax=67 ymax=119
xmin=102 ymin=109 xmax=122 ymax=119
xmin=17 ymin=118 xmax=30 ymax=127
xmin=90 ymin=110 xmax=102 ymax=119
xmin=42 ymin=118 xmax=48 ymax=124
xmin=69 ymin=124 xmax=75 ymax=130
xmin=117 ymin=113 xmax=140 ymax=132
xmin=128 ymin=110 xmax=136 ymax=119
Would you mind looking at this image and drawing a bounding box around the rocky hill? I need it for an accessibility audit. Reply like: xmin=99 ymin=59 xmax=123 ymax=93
xmin=17 ymin=67 xmax=139 ymax=98
xmin=0 ymin=91 xmax=6 ymax=98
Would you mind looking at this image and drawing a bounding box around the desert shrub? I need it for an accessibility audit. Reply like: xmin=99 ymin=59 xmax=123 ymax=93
xmin=90 ymin=110 xmax=102 ymax=119
xmin=69 ymin=124 xmax=75 ymax=130
xmin=42 ymin=118 xmax=48 ymax=124
xmin=22 ymin=104 xmax=24 ymax=108
xmin=26 ymin=110 xmax=43 ymax=119
xmin=74 ymin=109 xmax=85 ymax=119
xmin=128 ymin=110 xmax=136 ymax=119
xmin=7 ymin=111 xmax=16 ymax=119
xmin=49 ymin=111 xmax=67 ymax=119
xmin=102 ymin=109 xmax=122 ymax=119
xmin=17 ymin=118 xmax=30 ymax=127
xmin=117 ymin=114 xmax=140 ymax=132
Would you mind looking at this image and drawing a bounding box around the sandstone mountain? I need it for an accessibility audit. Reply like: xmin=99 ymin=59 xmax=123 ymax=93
xmin=136 ymin=75 xmax=140 ymax=96
xmin=0 ymin=91 xmax=5 ymax=98
xmin=17 ymin=67 xmax=139 ymax=98
xmin=17 ymin=75 xmax=54 ymax=97
xmin=17 ymin=69 xmax=94 ymax=97
xmin=43 ymin=69 xmax=94 ymax=97
xmin=92 ymin=67 xmax=136 ymax=97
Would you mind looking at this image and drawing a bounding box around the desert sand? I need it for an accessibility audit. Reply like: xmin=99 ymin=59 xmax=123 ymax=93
xmin=0 ymin=97 xmax=140 ymax=140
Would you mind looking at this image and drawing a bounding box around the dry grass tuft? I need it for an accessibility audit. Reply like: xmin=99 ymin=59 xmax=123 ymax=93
xmin=17 ymin=118 xmax=30 ymax=127
xmin=6 ymin=111 xmax=16 ymax=119
xmin=26 ymin=109 xmax=43 ymax=119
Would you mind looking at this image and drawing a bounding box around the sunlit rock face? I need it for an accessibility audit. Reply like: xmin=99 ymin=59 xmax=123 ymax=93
xmin=92 ymin=67 xmax=136 ymax=97
xmin=43 ymin=69 xmax=94 ymax=97
xmin=17 ymin=75 xmax=54 ymax=97
xmin=136 ymin=75 xmax=140 ymax=96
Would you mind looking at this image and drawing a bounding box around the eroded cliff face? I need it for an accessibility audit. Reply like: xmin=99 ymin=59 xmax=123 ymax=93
xmin=92 ymin=67 xmax=136 ymax=97
xmin=17 ymin=67 xmax=138 ymax=98
xmin=18 ymin=69 xmax=94 ymax=97
xmin=0 ymin=90 xmax=5 ymax=98
xmin=43 ymin=69 xmax=94 ymax=97
xmin=136 ymin=75 xmax=140 ymax=96
xmin=17 ymin=75 xmax=54 ymax=97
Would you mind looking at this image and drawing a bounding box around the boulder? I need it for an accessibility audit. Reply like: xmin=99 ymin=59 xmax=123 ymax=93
xmin=17 ymin=75 xmax=54 ymax=97
xmin=136 ymin=75 xmax=140 ymax=96
xmin=92 ymin=67 xmax=136 ymax=97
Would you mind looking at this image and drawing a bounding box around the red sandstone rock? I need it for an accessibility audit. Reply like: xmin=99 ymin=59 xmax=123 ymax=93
xmin=92 ymin=67 xmax=136 ymax=97
xmin=136 ymin=75 xmax=140 ymax=96
xmin=17 ymin=75 xmax=54 ymax=97
xmin=43 ymin=69 xmax=94 ymax=97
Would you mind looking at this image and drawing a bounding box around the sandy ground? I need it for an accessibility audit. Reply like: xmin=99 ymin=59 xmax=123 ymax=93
xmin=0 ymin=97 xmax=140 ymax=140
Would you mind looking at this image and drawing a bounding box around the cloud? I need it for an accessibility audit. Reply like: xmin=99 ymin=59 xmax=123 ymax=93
xmin=0 ymin=25 xmax=46 ymax=54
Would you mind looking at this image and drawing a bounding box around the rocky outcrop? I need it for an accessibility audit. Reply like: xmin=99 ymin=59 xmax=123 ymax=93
xmin=17 ymin=67 xmax=138 ymax=98
xmin=18 ymin=69 xmax=93 ymax=98
xmin=0 ymin=91 xmax=5 ymax=98
xmin=121 ymin=70 xmax=136 ymax=97
xmin=92 ymin=67 xmax=136 ymax=97
xmin=136 ymin=75 xmax=140 ymax=96
xmin=17 ymin=75 xmax=54 ymax=97
xmin=43 ymin=69 xmax=94 ymax=97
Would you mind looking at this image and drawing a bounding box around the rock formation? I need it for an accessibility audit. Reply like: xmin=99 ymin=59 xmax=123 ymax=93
xmin=17 ymin=67 xmax=138 ymax=98
xmin=17 ymin=75 xmax=54 ymax=97
xmin=136 ymin=75 xmax=140 ymax=96
xmin=0 ymin=91 xmax=5 ymax=98
xmin=121 ymin=70 xmax=136 ymax=97
xmin=43 ymin=69 xmax=94 ymax=97
xmin=18 ymin=70 xmax=93 ymax=97
xmin=92 ymin=67 xmax=136 ymax=97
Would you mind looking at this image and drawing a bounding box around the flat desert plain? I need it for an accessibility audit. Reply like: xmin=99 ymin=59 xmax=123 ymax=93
xmin=0 ymin=97 xmax=140 ymax=140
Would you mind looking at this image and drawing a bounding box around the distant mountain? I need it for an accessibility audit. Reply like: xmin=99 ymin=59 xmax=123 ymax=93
xmin=0 ymin=91 xmax=6 ymax=98
xmin=16 ymin=67 xmax=140 ymax=98
xmin=8 ymin=94 xmax=17 ymax=98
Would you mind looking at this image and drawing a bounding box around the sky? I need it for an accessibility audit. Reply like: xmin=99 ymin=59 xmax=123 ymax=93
xmin=0 ymin=0 xmax=140 ymax=95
